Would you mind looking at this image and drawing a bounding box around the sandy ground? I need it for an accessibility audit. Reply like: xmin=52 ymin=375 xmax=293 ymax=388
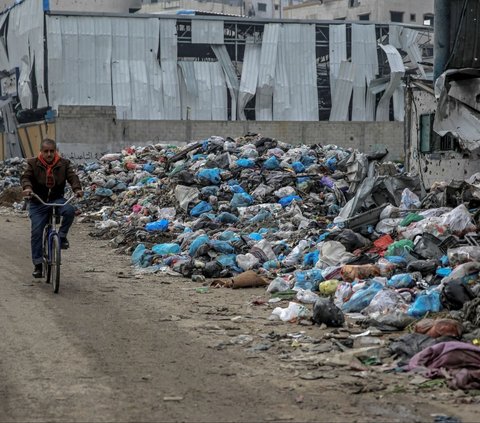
xmin=0 ymin=208 xmax=478 ymax=423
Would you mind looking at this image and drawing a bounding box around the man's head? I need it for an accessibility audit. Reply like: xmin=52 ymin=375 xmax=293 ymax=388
xmin=40 ymin=138 xmax=57 ymax=163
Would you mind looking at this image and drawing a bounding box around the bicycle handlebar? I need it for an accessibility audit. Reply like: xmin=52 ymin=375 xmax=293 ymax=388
xmin=29 ymin=192 xmax=75 ymax=207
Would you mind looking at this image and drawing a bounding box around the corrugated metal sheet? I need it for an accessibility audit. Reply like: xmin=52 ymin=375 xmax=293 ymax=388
xmin=144 ymin=18 xmax=163 ymax=120
xmin=0 ymin=14 xmax=9 ymax=71
xmin=77 ymin=18 xmax=96 ymax=105
xmin=46 ymin=17 xmax=63 ymax=110
xmin=192 ymin=19 xmax=224 ymax=44
xmin=351 ymin=24 xmax=378 ymax=121
xmin=329 ymin=24 xmax=346 ymax=99
xmin=61 ymin=18 xmax=80 ymax=106
xmin=111 ymin=18 xmax=131 ymax=118
xmin=376 ymin=44 xmax=405 ymax=122
xmin=210 ymin=61 xmax=227 ymax=120
xmin=389 ymin=25 xmax=425 ymax=78
xmin=212 ymin=44 xmax=239 ymax=121
xmin=194 ymin=61 xmax=212 ymax=120
xmin=7 ymin=0 xmax=44 ymax=108
xmin=130 ymin=60 xmax=149 ymax=119
xmin=274 ymin=23 xmax=318 ymax=121
xmin=160 ymin=19 xmax=181 ymax=119
xmin=178 ymin=61 xmax=196 ymax=120
xmin=238 ymin=37 xmax=260 ymax=120
xmin=93 ymin=18 xmax=113 ymax=109
xmin=256 ymin=24 xmax=279 ymax=121
xmin=329 ymin=60 xmax=354 ymax=121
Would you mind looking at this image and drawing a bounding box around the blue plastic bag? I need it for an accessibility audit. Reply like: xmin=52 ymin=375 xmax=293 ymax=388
xmin=131 ymin=243 xmax=146 ymax=265
xmin=217 ymin=254 xmax=237 ymax=268
xmin=263 ymin=156 xmax=280 ymax=170
xmin=197 ymin=168 xmax=221 ymax=185
xmin=216 ymin=212 xmax=239 ymax=224
xmin=326 ymin=157 xmax=337 ymax=171
xmin=385 ymin=256 xmax=408 ymax=266
xmin=263 ymin=260 xmax=281 ymax=270
xmin=387 ymin=273 xmax=414 ymax=288
xmin=436 ymin=267 xmax=452 ymax=277
xmin=237 ymin=158 xmax=256 ymax=168
xmin=249 ymin=232 xmax=263 ymax=241
xmin=407 ymin=290 xmax=442 ymax=317
xmin=291 ymin=161 xmax=305 ymax=173
xmin=201 ymin=186 xmax=219 ymax=197
xmin=210 ymin=240 xmax=235 ymax=254
xmin=303 ymin=250 xmax=320 ymax=267
xmin=190 ymin=201 xmax=213 ymax=217
xmin=189 ymin=235 xmax=210 ymax=256
xmin=152 ymin=243 xmax=181 ymax=255
xmin=300 ymin=155 xmax=315 ymax=167
xmin=278 ymin=195 xmax=302 ymax=208
xmin=293 ymin=269 xmax=324 ymax=291
xmin=218 ymin=231 xmax=241 ymax=242
xmin=230 ymin=193 xmax=254 ymax=208
xmin=145 ymin=219 xmax=169 ymax=232
xmin=143 ymin=163 xmax=155 ymax=173
xmin=95 ymin=187 xmax=113 ymax=197
xmin=341 ymin=281 xmax=383 ymax=313
xmin=229 ymin=184 xmax=245 ymax=194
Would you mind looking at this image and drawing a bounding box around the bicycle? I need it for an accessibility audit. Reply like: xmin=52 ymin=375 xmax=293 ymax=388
xmin=30 ymin=193 xmax=74 ymax=293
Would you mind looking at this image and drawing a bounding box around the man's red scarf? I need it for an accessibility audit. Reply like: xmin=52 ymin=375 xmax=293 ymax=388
xmin=37 ymin=152 xmax=61 ymax=188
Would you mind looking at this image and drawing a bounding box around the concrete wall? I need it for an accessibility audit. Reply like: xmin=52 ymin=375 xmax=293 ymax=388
xmin=55 ymin=105 xmax=404 ymax=161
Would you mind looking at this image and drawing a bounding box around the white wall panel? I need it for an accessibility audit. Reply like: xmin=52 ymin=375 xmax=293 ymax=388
xmin=329 ymin=24 xmax=346 ymax=100
xmin=192 ymin=19 xmax=224 ymax=44
xmin=160 ymin=19 xmax=181 ymax=119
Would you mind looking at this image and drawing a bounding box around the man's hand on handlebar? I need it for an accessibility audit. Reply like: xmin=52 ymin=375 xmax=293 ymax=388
xmin=22 ymin=188 xmax=33 ymax=198
xmin=75 ymin=190 xmax=84 ymax=198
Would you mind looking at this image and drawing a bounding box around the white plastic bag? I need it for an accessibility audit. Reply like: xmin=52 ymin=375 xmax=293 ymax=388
xmin=441 ymin=204 xmax=476 ymax=235
xmin=271 ymin=302 xmax=309 ymax=322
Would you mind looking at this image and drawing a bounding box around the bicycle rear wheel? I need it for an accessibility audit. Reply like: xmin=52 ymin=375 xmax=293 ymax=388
xmin=50 ymin=234 xmax=61 ymax=293
xmin=43 ymin=227 xmax=52 ymax=284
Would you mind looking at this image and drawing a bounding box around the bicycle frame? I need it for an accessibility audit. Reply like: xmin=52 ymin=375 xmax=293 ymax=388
xmin=29 ymin=193 xmax=74 ymax=291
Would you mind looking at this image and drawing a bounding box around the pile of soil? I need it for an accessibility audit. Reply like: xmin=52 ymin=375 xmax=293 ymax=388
xmin=0 ymin=186 xmax=23 ymax=206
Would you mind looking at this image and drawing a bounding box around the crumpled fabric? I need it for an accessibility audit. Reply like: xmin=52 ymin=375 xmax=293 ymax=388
xmin=407 ymin=341 xmax=480 ymax=390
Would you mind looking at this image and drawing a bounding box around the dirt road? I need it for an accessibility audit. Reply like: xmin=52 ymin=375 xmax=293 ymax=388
xmin=0 ymin=209 xmax=478 ymax=422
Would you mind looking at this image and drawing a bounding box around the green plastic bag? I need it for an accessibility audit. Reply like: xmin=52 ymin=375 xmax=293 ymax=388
xmin=400 ymin=213 xmax=424 ymax=227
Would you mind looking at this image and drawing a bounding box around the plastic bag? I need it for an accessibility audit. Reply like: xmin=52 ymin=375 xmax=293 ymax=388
xmin=375 ymin=218 xmax=403 ymax=234
xmin=271 ymin=302 xmax=310 ymax=322
xmin=334 ymin=282 xmax=353 ymax=308
xmin=293 ymin=269 xmax=324 ymax=291
xmin=386 ymin=240 xmax=414 ymax=257
xmin=145 ymin=219 xmax=169 ymax=232
xmin=188 ymin=234 xmax=210 ymax=256
xmin=303 ymin=250 xmax=320 ymax=267
xmin=341 ymin=281 xmax=383 ymax=313
xmin=312 ymin=298 xmax=345 ymax=327
xmin=447 ymin=246 xmax=480 ymax=266
xmin=387 ymin=273 xmax=415 ymax=289
xmin=441 ymin=204 xmax=476 ymax=235
xmin=267 ymin=276 xmax=291 ymax=293
xmin=407 ymin=290 xmax=442 ymax=317
xmin=400 ymin=188 xmax=421 ymax=210
xmin=400 ymin=213 xmax=424 ymax=227
xmin=131 ymin=243 xmax=146 ymax=266
xmin=236 ymin=158 xmax=256 ymax=168
xmin=291 ymin=161 xmax=306 ymax=173
xmin=236 ymin=253 xmax=260 ymax=271
xmin=190 ymin=201 xmax=213 ymax=217
xmin=283 ymin=240 xmax=309 ymax=267
xmin=363 ymin=289 xmax=407 ymax=316
xmin=296 ymin=289 xmax=320 ymax=304
xmin=209 ymin=240 xmax=235 ymax=254
xmin=197 ymin=168 xmax=222 ymax=185
xmin=230 ymin=193 xmax=254 ymax=208
xmin=216 ymin=212 xmax=239 ymax=224
xmin=380 ymin=204 xmax=401 ymax=219
xmin=278 ymin=195 xmax=302 ymax=208
xmin=318 ymin=279 xmax=340 ymax=296
xmin=152 ymin=243 xmax=181 ymax=255
xmin=263 ymin=156 xmax=280 ymax=170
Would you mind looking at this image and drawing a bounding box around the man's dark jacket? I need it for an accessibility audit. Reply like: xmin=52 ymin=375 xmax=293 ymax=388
xmin=21 ymin=157 xmax=82 ymax=203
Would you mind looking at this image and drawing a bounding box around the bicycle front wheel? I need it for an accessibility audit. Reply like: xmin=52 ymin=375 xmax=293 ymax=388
xmin=50 ymin=234 xmax=61 ymax=293
xmin=43 ymin=228 xmax=52 ymax=284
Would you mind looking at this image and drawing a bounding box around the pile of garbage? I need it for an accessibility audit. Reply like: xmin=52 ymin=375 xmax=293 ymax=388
xmin=1 ymin=133 xmax=480 ymax=389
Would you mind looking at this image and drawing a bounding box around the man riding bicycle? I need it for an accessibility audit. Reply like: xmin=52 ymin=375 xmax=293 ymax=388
xmin=21 ymin=138 xmax=84 ymax=278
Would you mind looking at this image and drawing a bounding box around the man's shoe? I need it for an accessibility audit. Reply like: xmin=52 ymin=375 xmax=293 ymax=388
xmin=60 ymin=237 xmax=69 ymax=250
xmin=32 ymin=264 xmax=43 ymax=278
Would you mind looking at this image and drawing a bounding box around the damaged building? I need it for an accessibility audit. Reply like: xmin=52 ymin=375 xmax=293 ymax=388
xmin=406 ymin=0 xmax=480 ymax=187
